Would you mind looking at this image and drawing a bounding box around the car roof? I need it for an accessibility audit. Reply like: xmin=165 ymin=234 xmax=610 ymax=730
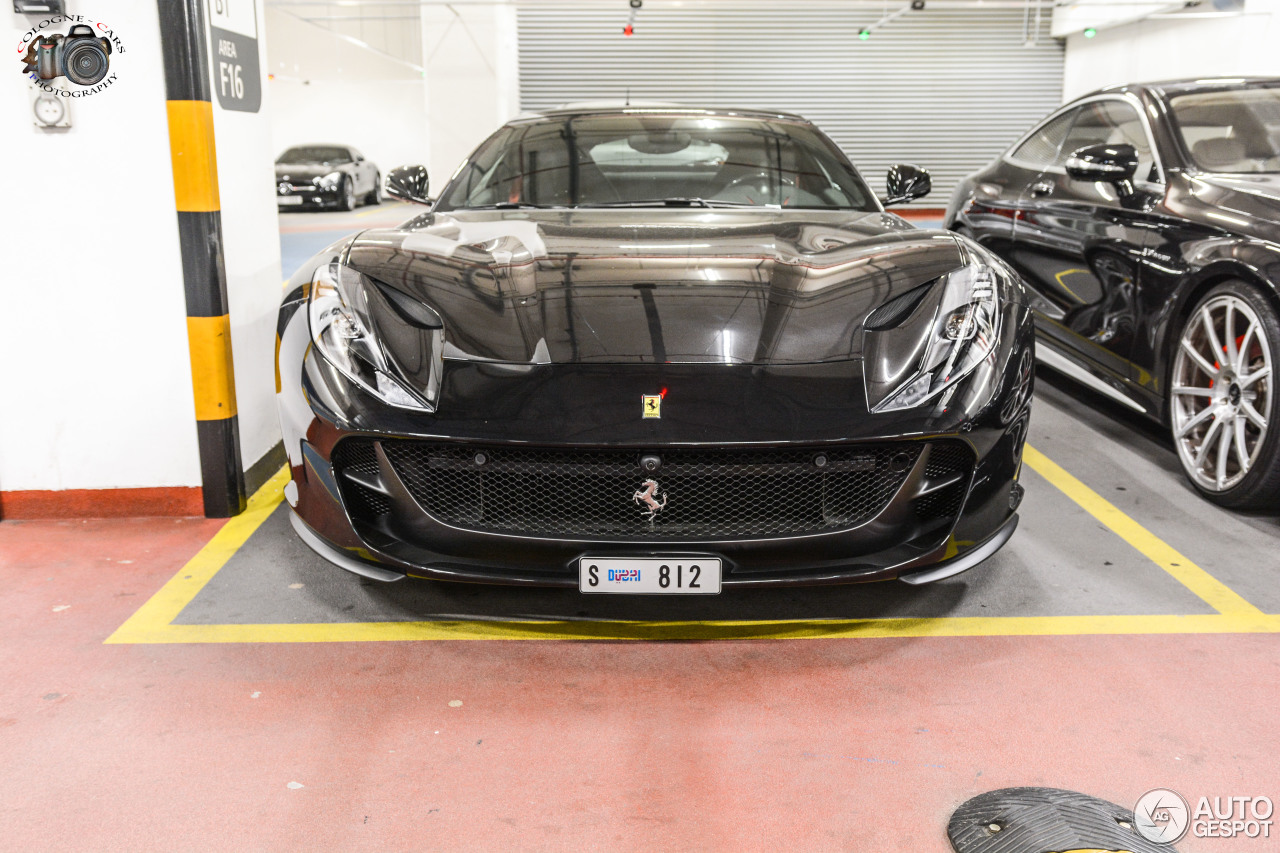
xmin=280 ymin=143 xmax=353 ymax=152
xmin=511 ymin=102 xmax=811 ymax=124
xmin=1086 ymin=76 xmax=1280 ymax=100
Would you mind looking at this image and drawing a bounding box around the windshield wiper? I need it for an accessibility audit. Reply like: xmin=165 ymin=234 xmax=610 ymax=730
xmin=575 ymin=198 xmax=755 ymax=209
xmin=465 ymin=202 xmax=560 ymax=210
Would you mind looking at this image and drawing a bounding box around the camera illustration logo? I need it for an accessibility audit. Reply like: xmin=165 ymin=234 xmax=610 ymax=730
xmin=23 ymin=24 xmax=111 ymax=86
xmin=1135 ymin=788 xmax=1191 ymax=843
xmin=18 ymin=15 xmax=124 ymax=99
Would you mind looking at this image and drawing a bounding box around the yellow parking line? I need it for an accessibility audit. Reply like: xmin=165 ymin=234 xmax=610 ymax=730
xmin=1022 ymin=445 xmax=1262 ymax=616
xmin=1052 ymin=268 xmax=1090 ymax=302
xmin=107 ymin=444 xmax=1268 ymax=644
xmin=105 ymin=467 xmax=289 ymax=644
xmin=107 ymin=613 xmax=1280 ymax=644
xmin=354 ymin=204 xmax=399 ymax=218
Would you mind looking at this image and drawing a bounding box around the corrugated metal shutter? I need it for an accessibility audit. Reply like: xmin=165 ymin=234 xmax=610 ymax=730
xmin=517 ymin=3 xmax=1063 ymax=207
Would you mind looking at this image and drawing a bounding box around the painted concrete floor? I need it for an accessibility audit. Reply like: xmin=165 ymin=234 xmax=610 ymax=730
xmin=279 ymin=201 xmax=418 ymax=280
xmin=0 ymin=208 xmax=1276 ymax=851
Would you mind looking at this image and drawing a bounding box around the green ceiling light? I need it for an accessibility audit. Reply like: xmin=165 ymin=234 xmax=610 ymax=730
xmin=1083 ymin=27 xmax=1097 ymax=38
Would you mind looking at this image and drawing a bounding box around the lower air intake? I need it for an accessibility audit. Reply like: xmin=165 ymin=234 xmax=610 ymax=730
xmin=333 ymin=440 xmax=970 ymax=541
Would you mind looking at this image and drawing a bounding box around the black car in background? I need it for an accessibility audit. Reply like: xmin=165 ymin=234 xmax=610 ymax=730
xmin=275 ymin=105 xmax=1035 ymax=591
xmin=947 ymin=78 xmax=1280 ymax=509
xmin=275 ymin=144 xmax=381 ymax=211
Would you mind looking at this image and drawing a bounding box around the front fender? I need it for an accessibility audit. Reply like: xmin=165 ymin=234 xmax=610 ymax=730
xmin=1143 ymin=234 xmax=1280 ymax=415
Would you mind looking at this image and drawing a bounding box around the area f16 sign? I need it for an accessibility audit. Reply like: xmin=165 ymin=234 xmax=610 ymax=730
xmin=208 ymin=0 xmax=260 ymax=112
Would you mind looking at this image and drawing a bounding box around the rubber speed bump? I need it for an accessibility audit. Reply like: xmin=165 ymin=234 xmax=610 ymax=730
xmin=948 ymin=787 xmax=1179 ymax=853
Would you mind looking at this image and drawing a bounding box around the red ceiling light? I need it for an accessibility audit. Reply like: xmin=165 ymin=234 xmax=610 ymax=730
xmin=624 ymin=0 xmax=640 ymax=36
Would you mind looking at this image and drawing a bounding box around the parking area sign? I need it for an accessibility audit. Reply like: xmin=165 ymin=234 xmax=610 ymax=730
xmin=208 ymin=0 xmax=261 ymax=112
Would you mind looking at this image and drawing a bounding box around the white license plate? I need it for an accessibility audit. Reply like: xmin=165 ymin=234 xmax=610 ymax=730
xmin=278 ymin=196 xmax=303 ymax=205
xmin=579 ymin=557 xmax=722 ymax=594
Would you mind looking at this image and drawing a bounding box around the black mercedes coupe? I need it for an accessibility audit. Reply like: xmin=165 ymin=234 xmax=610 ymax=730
xmin=275 ymin=105 xmax=1034 ymax=591
xmin=275 ymin=144 xmax=381 ymax=211
xmin=947 ymin=78 xmax=1280 ymax=509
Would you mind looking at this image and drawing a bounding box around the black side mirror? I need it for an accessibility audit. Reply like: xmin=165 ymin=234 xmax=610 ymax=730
xmin=883 ymin=164 xmax=931 ymax=206
xmin=386 ymin=164 xmax=431 ymax=205
xmin=1065 ymin=143 xmax=1138 ymax=185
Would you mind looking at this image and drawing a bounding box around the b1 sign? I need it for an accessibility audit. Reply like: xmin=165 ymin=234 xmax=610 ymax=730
xmin=208 ymin=0 xmax=261 ymax=113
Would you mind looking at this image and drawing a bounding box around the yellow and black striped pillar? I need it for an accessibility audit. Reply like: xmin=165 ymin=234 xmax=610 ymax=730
xmin=159 ymin=0 xmax=246 ymax=518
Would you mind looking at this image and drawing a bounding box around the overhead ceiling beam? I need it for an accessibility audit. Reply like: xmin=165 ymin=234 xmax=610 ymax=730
xmin=266 ymin=0 xmax=1054 ymax=8
xmin=1050 ymin=1 xmax=1191 ymax=38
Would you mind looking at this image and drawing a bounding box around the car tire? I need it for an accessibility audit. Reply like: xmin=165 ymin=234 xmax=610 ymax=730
xmin=1169 ymin=279 xmax=1280 ymax=509
xmin=366 ymin=174 xmax=382 ymax=205
xmin=338 ymin=177 xmax=356 ymax=211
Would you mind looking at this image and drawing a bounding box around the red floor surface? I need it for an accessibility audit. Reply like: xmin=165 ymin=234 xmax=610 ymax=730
xmin=2 ymin=517 xmax=1276 ymax=851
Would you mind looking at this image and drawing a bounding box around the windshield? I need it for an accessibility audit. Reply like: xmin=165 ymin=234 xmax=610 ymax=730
xmin=1170 ymin=86 xmax=1280 ymax=173
xmin=437 ymin=114 xmax=878 ymax=211
xmin=278 ymin=146 xmax=351 ymax=165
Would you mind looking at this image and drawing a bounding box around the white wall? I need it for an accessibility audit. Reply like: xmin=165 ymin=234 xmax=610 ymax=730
xmin=2 ymin=0 xmax=284 ymax=495
xmin=1062 ymin=0 xmax=1280 ymax=100
xmin=264 ymin=6 xmax=431 ymax=175
xmin=0 ymin=0 xmax=513 ymax=495
xmin=1 ymin=1 xmax=199 ymax=491
xmin=1052 ymin=2 xmax=1183 ymax=38
xmin=420 ymin=3 xmax=520 ymax=189
xmin=214 ymin=0 xmax=286 ymax=475
xmin=264 ymin=3 xmax=517 ymax=199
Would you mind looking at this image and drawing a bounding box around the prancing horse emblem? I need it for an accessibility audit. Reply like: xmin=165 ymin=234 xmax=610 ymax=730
xmin=632 ymin=479 xmax=668 ymax=522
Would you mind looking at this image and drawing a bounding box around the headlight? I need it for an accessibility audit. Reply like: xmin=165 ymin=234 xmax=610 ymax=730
xmin=863 ymin=263 xmax=1000 ymax=413
xmin=318 ymin=171 xmax=342 ymax=188
xmin=307 ymin=263 xmax=436 ymax=411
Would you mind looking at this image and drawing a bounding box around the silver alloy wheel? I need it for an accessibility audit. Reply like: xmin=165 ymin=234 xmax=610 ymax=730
xmin=344 ymin=181 xmax=356 ymax=209
xmin=1171 ymin=293 xmax=1273 ymax=492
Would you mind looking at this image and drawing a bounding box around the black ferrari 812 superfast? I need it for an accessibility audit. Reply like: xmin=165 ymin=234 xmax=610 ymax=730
xmin=275 ymin=105 xmax=1034 ymax=592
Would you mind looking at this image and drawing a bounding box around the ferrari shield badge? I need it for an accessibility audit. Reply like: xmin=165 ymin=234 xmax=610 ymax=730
xmin=642 ymin=394 xmax=661 ymax=419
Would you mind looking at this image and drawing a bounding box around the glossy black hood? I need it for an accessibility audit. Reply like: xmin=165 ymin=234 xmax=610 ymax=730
xmin=344 ymin=209 xmax=969 ymax=368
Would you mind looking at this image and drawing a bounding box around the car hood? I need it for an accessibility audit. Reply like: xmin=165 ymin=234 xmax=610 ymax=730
xmin=276 ymin=163 xmax=347 ymax=180
xmin=1189 ymin=173 xmax=1280 ymax=235
xmin=344 ymin=209 xmax=969 ymax=368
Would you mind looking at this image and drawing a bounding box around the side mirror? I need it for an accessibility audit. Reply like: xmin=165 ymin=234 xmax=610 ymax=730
xmin=386 ymin=164 xmax=431 ymax=205
xmin=883 ymin=164 xmax=931 ymax=206
xmin=1065 ymin=143 xmax=1138 ymax=184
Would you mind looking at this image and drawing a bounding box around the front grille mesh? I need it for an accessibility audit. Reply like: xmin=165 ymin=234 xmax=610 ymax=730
xmin=347 ymin=441 xmax=929 ymax=541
